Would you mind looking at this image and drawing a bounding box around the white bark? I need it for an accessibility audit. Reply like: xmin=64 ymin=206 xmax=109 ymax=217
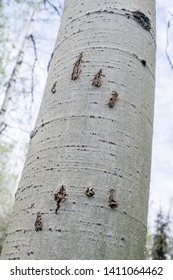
xmin=0 ymin=1 xmax=40 ymax=133
xmin=1 ymin=0 xmax=156 ymax=259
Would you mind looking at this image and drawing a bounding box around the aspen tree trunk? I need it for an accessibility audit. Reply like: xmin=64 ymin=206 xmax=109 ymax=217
xmin=1 ymin=0 xmax=156 ymax=259
xmin=0 ymin=1 xmax=40 ymax=134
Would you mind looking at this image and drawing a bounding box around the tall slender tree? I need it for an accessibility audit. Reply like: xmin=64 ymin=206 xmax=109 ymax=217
xmin=0 ymin=0 xmax=40 ymax=134
xmin=1 ymin=0 xmax=156 ymax=260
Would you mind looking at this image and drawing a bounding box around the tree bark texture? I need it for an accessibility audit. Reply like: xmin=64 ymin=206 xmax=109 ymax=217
xmin=1 ymin=0 xmax=156 ymax=259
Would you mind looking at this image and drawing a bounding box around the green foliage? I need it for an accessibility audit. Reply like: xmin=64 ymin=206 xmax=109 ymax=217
xmin=0 ymin=2 xmax=7 ymax=77
xmin=0 ymin=143 xmax=15 ymax=254
xmin=0 ymin=223 xmax=8 ymax=254
xmin=151 ymin=209 xmax=170 ymax=260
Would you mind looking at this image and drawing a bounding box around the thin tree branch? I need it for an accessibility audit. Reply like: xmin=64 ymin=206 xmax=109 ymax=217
xmin=165 ymin=11 xmax=173 ymax=70
xmin=0 ymin=122 xmax=7 ymax=135
xmin=43 ymin=0 xmax=62 ymax=16
xmin=29 ymin=34 xmax=38 ymax=103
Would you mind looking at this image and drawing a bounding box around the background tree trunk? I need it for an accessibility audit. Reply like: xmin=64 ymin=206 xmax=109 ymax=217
xmin=1 ymin=0 xmax=156 ymax=260
xmin=0 ymin=0 xmax=40 ymax=134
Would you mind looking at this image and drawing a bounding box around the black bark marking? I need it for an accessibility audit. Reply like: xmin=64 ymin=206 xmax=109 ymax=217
xmin=27 ymin=251 xmax=34 ymax=256
xmin=51 ymin=81 xmax=57 ymax=93
xmin=141 ymin=59 xmax=146 ymax=66
xmin=47 ymin=52 xmax=54 ymax=72
xmin=121 ymin=237 xmax=126 ymax=241
xmin=132 ymin=11 xmax=151 ymax=31
xmin=30 ymin=127 xmax=38 ymax=139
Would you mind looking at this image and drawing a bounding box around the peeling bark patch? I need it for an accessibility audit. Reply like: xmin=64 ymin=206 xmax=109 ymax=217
xmin=108 ymin=189 xmax=118 ymax=208
xmin=85 ymin=187 xmax=95 ymax=197
xmin=71 ymin=52 xmax=83 ymax=80
xmin=51 ymin=81 xmax=57 ymax=93
xmin=132 ymin=11 xmax=151 ymax=31
xmin=35 ymin=212 xmax=43 ymax=231
xmin=108 ymin=91 xmax=118 ymax=108
xmin=92 ymin=69 xmax=102 ymax=87
xmin=54 ymin=185 xmax=67 ymax=214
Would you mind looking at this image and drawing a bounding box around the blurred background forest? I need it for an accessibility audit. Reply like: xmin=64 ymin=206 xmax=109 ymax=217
xmin=0 ymin=0 xmax=173 ymax=259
